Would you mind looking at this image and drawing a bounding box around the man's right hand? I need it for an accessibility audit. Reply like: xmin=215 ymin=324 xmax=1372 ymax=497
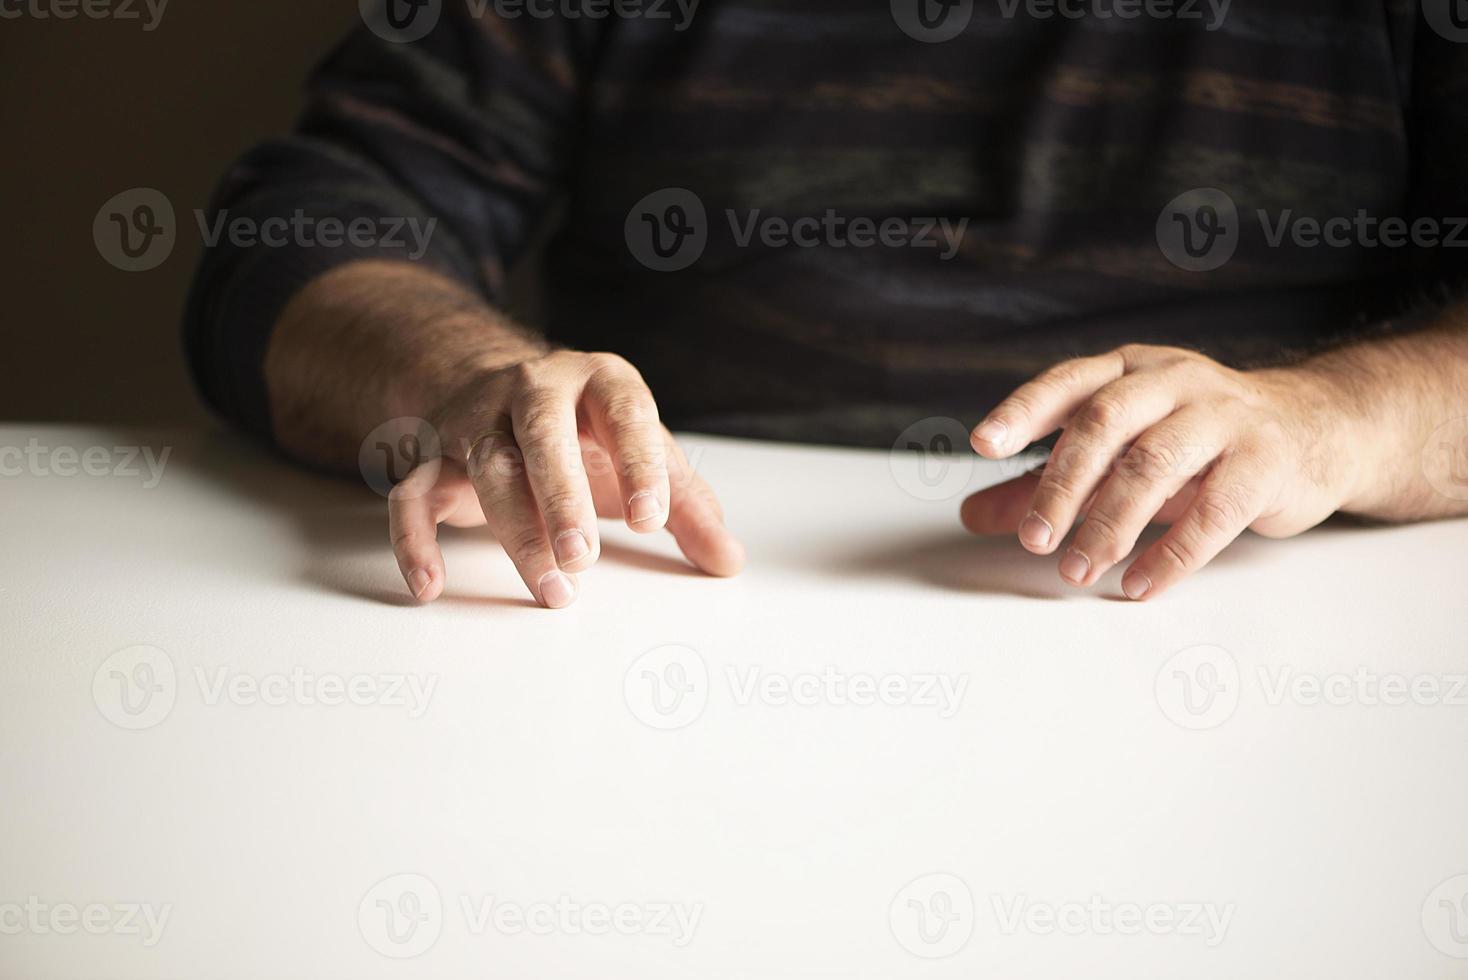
xmin=388 ymin=351 xmax=744 ymax=608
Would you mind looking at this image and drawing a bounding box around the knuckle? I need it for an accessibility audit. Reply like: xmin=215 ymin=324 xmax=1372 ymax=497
xmin=390 ymin=528 xmax=419 ymax=557
xmin=605 ymin=391 xmax=658 ymax=427
xmin=1158 ymin=535 xmax=1199 ymax=571
xmin=473 ymin=440 xmax=524 ymax=480
xmin=1123 ymin=438 xmax=1182 ymax=482
xmin=1077 ymin=393 xmax=1128 ymax=434
xmin=506 ymin=527 xmax=548 ymax=567
xmin=1041 ymin=359 xmax=1087 ymax=391
xmin=1193 ymin=486 xmax=1252 ymax=535
xmin=1002 ymin=390 xmax=1041 ymax=424
xmin=1045 ymin=442 xmax=1104 ymax=491
xmin=1079 ymin=507 xmax=1124 ymax=549
xmin=1114 ymin=343 xmax=1157 ymax=366
xmin=503 ymin=359 xmax=541 ymax=391
xmin=588 ymin=352 xmax=646 ymax=389
xmin=616 ymin=444 xmax=666 ymax=478
xmin=540 ymin=488 xmax=585 ymax=522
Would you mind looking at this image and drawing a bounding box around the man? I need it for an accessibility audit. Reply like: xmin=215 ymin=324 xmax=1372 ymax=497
xmin=185 ymin=1 xmax=1468 ymax=608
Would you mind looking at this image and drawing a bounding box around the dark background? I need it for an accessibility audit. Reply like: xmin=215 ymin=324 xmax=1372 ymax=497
xmin=1 ymin=3 xmax=357 ymax=423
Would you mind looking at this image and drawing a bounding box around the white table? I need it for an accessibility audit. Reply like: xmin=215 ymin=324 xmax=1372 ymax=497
xmin=3 ymin=424 xmax=1467 ymax=979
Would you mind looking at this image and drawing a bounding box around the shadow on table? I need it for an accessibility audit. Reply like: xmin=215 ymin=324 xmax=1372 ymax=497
xmin=820 ymin=516 xmax=1356 ymax=601
xmin=178 ymin=428 xmax=689 ymax=609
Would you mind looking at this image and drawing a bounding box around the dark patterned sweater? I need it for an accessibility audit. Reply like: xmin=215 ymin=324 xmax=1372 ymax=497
xmin=184 ymin=0 xmax=1468 ymax=447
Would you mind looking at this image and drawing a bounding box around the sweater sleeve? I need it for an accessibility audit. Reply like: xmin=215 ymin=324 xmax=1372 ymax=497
xmin=182 ymin=8 xmax=599 ymax=441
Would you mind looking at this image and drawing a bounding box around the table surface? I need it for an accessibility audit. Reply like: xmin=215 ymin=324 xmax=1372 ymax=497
xmin=3 ymin=424 xmax=1467 ymax=979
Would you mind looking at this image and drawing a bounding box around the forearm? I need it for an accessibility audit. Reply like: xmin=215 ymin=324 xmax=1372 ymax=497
xmin=263 ymin=260 xmax=548 ymax=473
xmin=1287 ymin=306 xmax=1468 ymax=522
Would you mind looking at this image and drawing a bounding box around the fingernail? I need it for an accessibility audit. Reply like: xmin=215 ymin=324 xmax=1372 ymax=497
xmin=538 ymin=570 xmax=576 ymax=608
xmin=628 ymin=492 xmax=663 ymax=525
xmin=1059 ymin=549 xmax=1091 ymax=585
xmin=554 ymin=529 xmax=590 ymax=566
xmin=1018 ymin=512 xmax=1053 ymax=551
xmin=973 ymin=418 xmax=1009 ymax=450
xmin=1122 ymin=570 xmax=1152 ymax=601
xmin=408 ymin=569 xmax=431 ymax=600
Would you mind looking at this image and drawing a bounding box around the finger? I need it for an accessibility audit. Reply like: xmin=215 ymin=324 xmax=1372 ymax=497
xmin=388 ymin=462 xmax=454 ymax=603
xmin=511 ymin=387 xmax=600 ymax=573
xmin=467 ymin=430 xmax=578 ymax=609
xmin=584 ymin=358 xmax=671 ymax=533
xmin=970 ymin=350 xmax=1126 ymax=458
xmin=1019 ymin=373 xmax=1181 ymax=555
xmin=1121 ymin=454 xmax=1275 ymax=601
xmin=1061 ymin=407 xmax=1225 ymax=586
xmin=664 ymin=436 xmax=744 ymax=576
xmin=960 ymin=472 xmax=1043 ymax=535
